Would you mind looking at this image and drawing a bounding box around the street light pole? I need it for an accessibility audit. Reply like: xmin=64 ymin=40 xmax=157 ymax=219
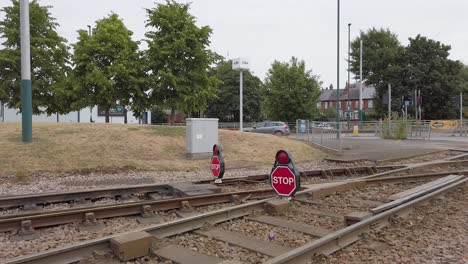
xmin=87 ymin=25 xmax=93 ymax=123
xmin=336 ymin=0 xmax=341 ymax=142
xmin=347 ymin=23 xmax=351 ymax=130
xmin=20 ymin=0 xmax=32 ymax=143
xmin=239 ymin=70 xmax=243 ymax=132
xmin=359 ymin=40 xmax=363 ymax=128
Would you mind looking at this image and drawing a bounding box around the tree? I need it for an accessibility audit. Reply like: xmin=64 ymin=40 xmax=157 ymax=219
xmin=350 ymin=28 xmax=405 ymax=116
xmin=144 ymin=1 xmax=219 ymax=124
xmin=206 ymin=60 xmax=263 ymax=122
xmin=405 ymin=35 xmax=463 ymax=119
xmin=151 ymin=106 xmax=167 ymax=124
xmin=0 ymin=0 xmax=71 ymax=115
xmin=263 ymin=57 xmax=321 ymax=122
xmin=72 ymin=13 xmax=143 ymax=123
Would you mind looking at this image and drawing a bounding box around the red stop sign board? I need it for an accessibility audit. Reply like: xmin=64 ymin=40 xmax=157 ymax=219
xmin=270 ymin=166 xmax=297 ymax=196
xmin=211 ymin=156 xmax=221 ymax=178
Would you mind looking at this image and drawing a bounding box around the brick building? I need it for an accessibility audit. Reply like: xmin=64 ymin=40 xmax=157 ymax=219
xmin=318 ymin=83 xmax=375 ymax=120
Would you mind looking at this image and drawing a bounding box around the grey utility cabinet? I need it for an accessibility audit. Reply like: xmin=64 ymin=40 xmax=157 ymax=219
xmin=186 ymin=118 xmax=219 ymax=159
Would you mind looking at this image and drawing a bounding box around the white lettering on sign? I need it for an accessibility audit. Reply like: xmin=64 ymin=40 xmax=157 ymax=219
xmin=272 ymin=176 xmax=294 ymax=185
xmin=211 ymin=164 xmax=220 ymax=170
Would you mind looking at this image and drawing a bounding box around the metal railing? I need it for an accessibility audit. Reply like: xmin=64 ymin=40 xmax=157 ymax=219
xmin=294 ymin=120 xmax=341 ymax=151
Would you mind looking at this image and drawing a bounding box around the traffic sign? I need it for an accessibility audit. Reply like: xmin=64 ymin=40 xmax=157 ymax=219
xmin=270 ymin=150 xmax=300 ymax=197
xmin=211 ymin=156 xmax=221 ymax=178
xmin=271 ymin=166 xmax=297 ymax=196
xmin=211 ymin=144 xmax=225 ymax=182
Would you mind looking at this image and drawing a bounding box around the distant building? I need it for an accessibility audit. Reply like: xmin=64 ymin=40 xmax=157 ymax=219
xmin=0 ymin=102 xmax=151 ymax=124
xmin=318 ymin=83 xmax=376 ymax=120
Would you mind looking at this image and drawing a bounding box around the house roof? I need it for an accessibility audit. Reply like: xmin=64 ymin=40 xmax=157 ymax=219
xmin=319 ymin=83 xmax=375 ymax=101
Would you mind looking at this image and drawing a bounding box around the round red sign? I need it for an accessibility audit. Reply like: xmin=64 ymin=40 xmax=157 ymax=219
xmin=270 ymin=166 xmax=297 ymax=196
xmin=211 ymin=156 xmax=221 ymax=178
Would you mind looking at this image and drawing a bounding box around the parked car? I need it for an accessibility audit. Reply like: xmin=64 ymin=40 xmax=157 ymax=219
xmin=244 ymin=121 xmax=290 ymax=136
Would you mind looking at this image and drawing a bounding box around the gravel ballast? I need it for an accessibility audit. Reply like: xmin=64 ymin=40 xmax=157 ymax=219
xmin=311 ymin=185 xmax=468 ymax=264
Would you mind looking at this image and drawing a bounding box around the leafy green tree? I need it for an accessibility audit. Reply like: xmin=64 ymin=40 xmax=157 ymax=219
xmin=405 ymin=35 xmax=463 ymax=119
xmin=144 ymin=1 xmax=219 ymax=124
xmin=263 ymin=57 xmax=321 ymax=121
xmin=350 ymin=28 xmax=405 ymax=116
xmin=0 ymin=0 xmax=71 ymax=114
xmin=72 ymin=13 xmax=143 ymax=123
xmin=150 ymin=106 xmax=167 ymax=124
xmin=206 ymin=60 xmax=263 ymax=122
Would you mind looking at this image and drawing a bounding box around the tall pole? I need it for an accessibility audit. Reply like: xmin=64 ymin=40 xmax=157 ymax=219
xmin=347 ymin=23 xmax=351 ymax=130
xmin=336 ymin=0 xmax=341 ymax=142
xmin=418 ymin=89 xmax=421 ymax=120
xmin=414 ymin=90 xmax=418 ymax=120
xmin=388 ymin=84 xmax=392 ymax=118
xmin=87 ymin=25 xmax=93 ymax=122
xmin=240 ymin=70 xmax=243 ymax=132
xmin=359 ymin=40 xmax=363 ymax=128
xmin=1 ymin=102 xmax=4 ymax=122
xmin=460 ymin=92 xmax=463 ymax=134
xmin=388 ymin=84 xmax=392 ymax=131
xmin=20 ymin=0 xmax=32 ymax=143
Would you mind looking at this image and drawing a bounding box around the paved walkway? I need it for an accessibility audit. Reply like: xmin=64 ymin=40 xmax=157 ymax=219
xmin=329 ymin=134 xmax=468 ymax=162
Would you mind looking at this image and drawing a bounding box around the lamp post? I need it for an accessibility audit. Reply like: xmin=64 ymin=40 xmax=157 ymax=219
xmin=20 ymin=0 xmax=32 ymax=142
xmin=336 ymin=0 xmax=341 ymax=141
xmin=232 ymin=58 xmax=249 ymax=132
xmin=87 ymin=25 xmax=93 ymax=123
xmin=347 ymin=23 xmax=351 ymax=130
xmin=359 ymin=39 xmax=363 ymax=128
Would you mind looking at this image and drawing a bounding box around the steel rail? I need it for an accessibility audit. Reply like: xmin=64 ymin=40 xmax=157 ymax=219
xmin=360 ymin=159 xmax=468 ymax=180
xmin=1 ymin=169 xmax=464 ymax=233
xmin=0 ymin=165 xmax=399 ymax=210
xmin=2 ymin=181 xmax=366 ymax=264
xmin=0 ymin=189 xmax=275 ymax=233
xmin=4 ymin=174 xmax=465 ymax=264
xmin=265 ymin=178 xmax=468 ymax=264
xmin=375 ymin=149 xmax=457 ymax=165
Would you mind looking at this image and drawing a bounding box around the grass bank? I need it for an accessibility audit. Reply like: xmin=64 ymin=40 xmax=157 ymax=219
xmin=0 ymin=123 xmax=325 ymax=176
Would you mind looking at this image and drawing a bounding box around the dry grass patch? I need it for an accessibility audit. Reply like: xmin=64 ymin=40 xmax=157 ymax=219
xmin=0 ymin=123 xmax=325 ymax=175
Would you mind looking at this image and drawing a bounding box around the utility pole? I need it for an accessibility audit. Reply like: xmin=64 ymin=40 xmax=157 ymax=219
xmin=1 ymin=102 xmax=4 ymax=122
xmin=414 ymin=90 xmax=418 ymax=120
xmin=359 ymin=40 xmax=363 ymax=129
xmin=388 ymin=84 xmax=392 ymax=131
xmin=232 ymin=58 xmax=249 ymax=132
xmin=460 ymin=92 xmax=463 ymax=134
xmin=388 ymin=84 xmax=392 ymax=118
xmin=418 ymin=89 xmax=421 ymax=120
xmin=347 ymin=23 xmax=351 ymax=130
xmin=239 ymin=70 xmax=243 ymax=132
xmin=87 ymin=25 xmax=93 ymax=123
xmin=20 ymin=0 xmax=32 ymax=143
xmin=336 ymin=0 xmax=341 ymax=142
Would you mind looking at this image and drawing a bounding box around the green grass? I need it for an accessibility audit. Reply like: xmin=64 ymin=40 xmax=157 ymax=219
xmin=147 ymin=125 xmax=185 ymax=137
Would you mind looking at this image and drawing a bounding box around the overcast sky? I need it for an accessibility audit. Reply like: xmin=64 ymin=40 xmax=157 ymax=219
xmin=1 ymin=0 xmax=467 ymax=88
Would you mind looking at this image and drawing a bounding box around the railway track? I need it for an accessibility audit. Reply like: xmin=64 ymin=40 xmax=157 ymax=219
xmin=1 ymin=151 xmax=467 ymax=263
xmin=2 ymin=150 xmax=466 ymax=212
xmin=0 ymin=165 xmax=400 ymax=210
xmin=4 ymin=173 xmax=465 ymax=264
xmin=0 ymin=160 xmax=466 ymax=234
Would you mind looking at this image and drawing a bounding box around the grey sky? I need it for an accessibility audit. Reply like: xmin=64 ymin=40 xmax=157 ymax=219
xmin=1 ymin=0 xmax=467 ymax=88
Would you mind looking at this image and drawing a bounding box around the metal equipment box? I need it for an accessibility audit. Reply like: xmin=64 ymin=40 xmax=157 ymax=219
xmin=186 ymin=118 xmax=219 ymax=159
